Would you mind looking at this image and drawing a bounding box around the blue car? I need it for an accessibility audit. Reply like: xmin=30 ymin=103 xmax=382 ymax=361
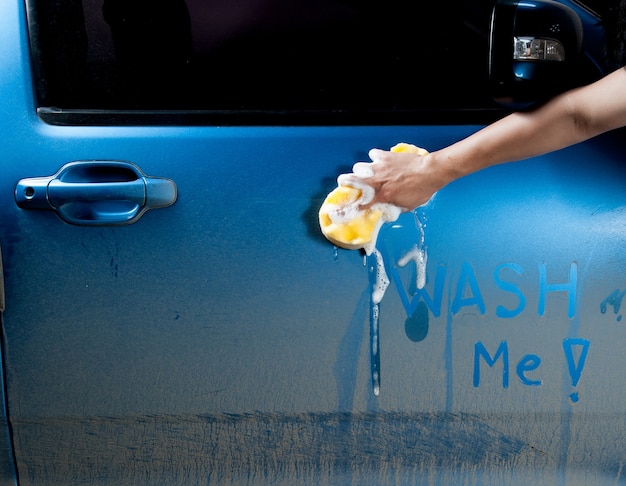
xmin=0 ymin=0 xmax=624 ymax=484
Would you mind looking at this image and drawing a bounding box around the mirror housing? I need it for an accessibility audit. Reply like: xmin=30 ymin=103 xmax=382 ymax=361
xmin=489 ymin=0 xmax=583 ymax=108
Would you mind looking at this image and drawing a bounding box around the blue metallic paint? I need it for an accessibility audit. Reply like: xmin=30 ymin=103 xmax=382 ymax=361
xmin=2 ymin=0 xmax=626 ymax=484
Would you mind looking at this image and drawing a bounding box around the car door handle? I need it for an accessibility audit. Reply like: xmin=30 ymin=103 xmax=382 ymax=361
xmin=15 ymin=161 xmax=177 ymax=225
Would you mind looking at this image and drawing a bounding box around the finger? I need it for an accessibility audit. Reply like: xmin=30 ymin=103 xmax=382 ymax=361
xmin=368 ymin=148 xmax=386 ymax=161
xmin=337 ymin=173 xmax=375 ymax=205
xmin=337 ymin=173 xmax=356 ymax=186
xmin=337 ymin=172 xmax=369 ymax=189
xmin=351 ymin=161 xmax=374 ymax=178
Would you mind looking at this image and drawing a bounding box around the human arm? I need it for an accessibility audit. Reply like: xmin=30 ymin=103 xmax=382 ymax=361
xmin=356 ymin=66 xmax=626 ymax=211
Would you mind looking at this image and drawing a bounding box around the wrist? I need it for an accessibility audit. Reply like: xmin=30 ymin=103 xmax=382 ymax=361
xmin=421 ymin=151 xmax=458 ymax=192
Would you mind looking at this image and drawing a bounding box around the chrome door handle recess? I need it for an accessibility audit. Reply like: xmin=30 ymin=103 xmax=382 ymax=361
xmin=15 ymin=161 xmax=177 ymax=225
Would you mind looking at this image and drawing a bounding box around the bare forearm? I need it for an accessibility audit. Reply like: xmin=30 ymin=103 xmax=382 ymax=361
xmin=427 ymin=67 xmax=626 ymax=187
xmin=353 ymin=68 xmax=626 ymax=211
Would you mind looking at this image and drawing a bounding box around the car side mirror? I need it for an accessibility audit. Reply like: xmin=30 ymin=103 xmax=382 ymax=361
xmin=489 ymin=0 xmax=584 ymax=108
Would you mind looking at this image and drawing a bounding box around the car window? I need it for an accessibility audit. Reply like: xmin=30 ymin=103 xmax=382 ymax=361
xmin=573 ymin=0 xmax=604 ymax=16
xmin=26 ymin=0 xmax=500 ymax=124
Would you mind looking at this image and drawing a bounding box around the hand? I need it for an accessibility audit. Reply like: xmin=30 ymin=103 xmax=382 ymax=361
xmin=340 ymin=148 xmax=442 ymax=211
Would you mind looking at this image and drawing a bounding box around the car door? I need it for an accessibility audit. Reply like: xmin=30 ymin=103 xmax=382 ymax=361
xmin=2 ymin=0 xmax=626 ymax=484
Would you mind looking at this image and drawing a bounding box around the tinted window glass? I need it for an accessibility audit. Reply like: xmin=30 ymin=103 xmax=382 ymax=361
xmin=27 ymin=0 xmax=499 ymax=120
xmin=574 ymin=0 xmax=604 ymax=15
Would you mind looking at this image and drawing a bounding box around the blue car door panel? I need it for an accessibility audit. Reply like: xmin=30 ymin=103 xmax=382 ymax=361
xmin=1 ymin=0 xmax=625 ymax=484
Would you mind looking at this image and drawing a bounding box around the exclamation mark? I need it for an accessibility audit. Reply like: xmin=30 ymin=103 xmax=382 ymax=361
xmin=562 ymin=337 xmax=590 ymax=403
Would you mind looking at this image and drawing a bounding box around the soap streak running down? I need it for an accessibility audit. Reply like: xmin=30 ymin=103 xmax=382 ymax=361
xmin=367 ymin=210 xmax=429 ymax=396
xmin=370 ymin=301 xmax=381 ymax=396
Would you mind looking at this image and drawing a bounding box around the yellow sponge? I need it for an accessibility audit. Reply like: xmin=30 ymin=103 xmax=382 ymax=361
xmin=389 ymin=142 xmax=429 ymax=156
xmin=318 ymin=185 xmax=383 ymax=250
xmin=319 ymin=143 xmax=427 ymax=252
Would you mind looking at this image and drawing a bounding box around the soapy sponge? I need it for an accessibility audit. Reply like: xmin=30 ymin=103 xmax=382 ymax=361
xmin=318 ymin=143 xmax=428 ymax=253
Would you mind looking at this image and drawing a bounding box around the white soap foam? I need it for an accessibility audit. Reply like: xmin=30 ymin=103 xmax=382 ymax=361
xmin=336 ymin=173 xmax=375 ymax=206
xmin=325 ymin=201 xmax=360 ymax=225
xmin=366 ymin=217 xmax=428 ymax=397
xmin=398 ymin=245 xmax=428 ymax=290
xmin=329 ymin=173 xmax=403 ymax=257
xmin=371 ymin=248 xmax=390 ymax=305
xmin=370 ymin=212 xmax=428 ymax=304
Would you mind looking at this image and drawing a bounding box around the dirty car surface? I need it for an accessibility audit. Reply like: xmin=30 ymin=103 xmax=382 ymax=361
xmin=0 ymin=0 xmax=626 ymax=484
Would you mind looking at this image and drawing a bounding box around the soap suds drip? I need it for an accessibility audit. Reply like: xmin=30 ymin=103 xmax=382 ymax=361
xmin=398 ymin=245 xmax=427 ymax=291
xmin=369 ymin=249 xmax=387 ymax=397
xmin=368 ymin=211 xmax=428 ymax=396
xmin=371 ymin=248 xmax=390 ymax=304
xmin=370 ymin=301 xmax=381 ymax=396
